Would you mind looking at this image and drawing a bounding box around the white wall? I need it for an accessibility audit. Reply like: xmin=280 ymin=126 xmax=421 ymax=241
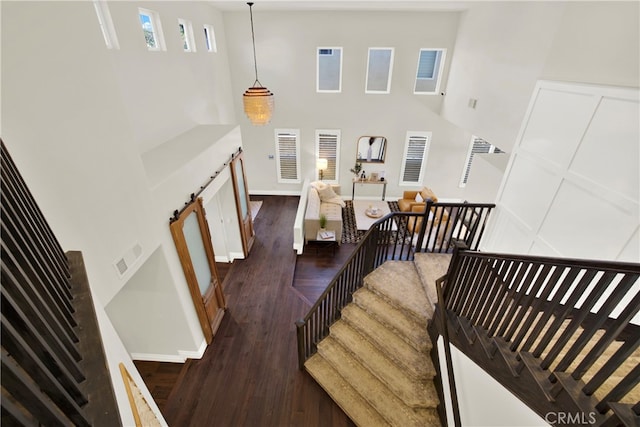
xmin=2 ymin=1 xmax=242 ymax=421
xmin=222 ymin=9 xmax=495 ymax=201
xmin=440 ymin=2 xmax=567 ymax=154
xmin=441 ymin=3 xmax=639 ymax=426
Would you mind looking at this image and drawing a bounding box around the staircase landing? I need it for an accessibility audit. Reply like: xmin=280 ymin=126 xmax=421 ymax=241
xmin=305 ymin=253 xmax=451 ymax=427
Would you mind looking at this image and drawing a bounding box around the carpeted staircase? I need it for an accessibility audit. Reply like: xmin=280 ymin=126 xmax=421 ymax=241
xmin=305 ymin=253 xmax=452 ymax=427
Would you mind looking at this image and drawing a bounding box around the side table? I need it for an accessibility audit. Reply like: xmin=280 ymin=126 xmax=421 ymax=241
xmin=352 ymin=178 xmax=387 ymax=200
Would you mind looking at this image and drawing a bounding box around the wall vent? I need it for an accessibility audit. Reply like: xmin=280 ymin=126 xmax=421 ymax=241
xmin=113 ymin=243 xmax=143 ymax=278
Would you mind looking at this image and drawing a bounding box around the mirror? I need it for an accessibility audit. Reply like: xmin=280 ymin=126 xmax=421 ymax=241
xmin=356 ymin=136 xmax=386 ymax=163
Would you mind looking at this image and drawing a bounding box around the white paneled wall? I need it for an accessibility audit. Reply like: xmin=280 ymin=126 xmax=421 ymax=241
xmin=483 ymin=80 xmax=639 ymax=263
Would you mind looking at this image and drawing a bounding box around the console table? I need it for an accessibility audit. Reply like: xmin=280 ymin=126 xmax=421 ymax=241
xmin=352 ymin=178 xmax=387 ymax=200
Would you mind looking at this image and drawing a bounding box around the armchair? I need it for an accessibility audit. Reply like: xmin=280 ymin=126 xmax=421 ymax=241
xmin=397 ymin=187 xmax=438 ymax=213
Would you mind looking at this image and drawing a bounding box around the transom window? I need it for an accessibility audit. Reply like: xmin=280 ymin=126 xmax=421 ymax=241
xmin=203 ymin=25 xmax=217 ymax=52
xmin=317 ymin=47 xmax=343 ymax=93
xmin=365 ymin=48 xmax=394 ymax=94
xmin=178 ymin=19 xmax=196 ymax=52
xmin=138 ymin=8 xmax=166 ymax=51
xmin=414 ymin=49 xmax=446 ymax=94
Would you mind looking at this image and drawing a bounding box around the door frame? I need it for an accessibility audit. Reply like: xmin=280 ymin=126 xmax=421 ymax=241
xmin=169 ymin=197 xmax=226 ymax=344
xmin=230 ymin=150 xmax=255 ymax=256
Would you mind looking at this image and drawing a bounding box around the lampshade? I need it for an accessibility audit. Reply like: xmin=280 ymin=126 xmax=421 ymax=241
xmin=243 ymin=2 xmax=274 ymax=126
xmin=316 ymin=158 xmax=328 ymax=171
xmin=243 ymin=85 xmax=274 ymax=126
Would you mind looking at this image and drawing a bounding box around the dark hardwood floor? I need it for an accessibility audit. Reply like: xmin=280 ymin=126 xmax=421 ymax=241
xmin=137 ymin=195 xmax=356 ymax=427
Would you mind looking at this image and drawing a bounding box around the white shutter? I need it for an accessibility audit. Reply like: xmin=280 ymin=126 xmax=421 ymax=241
xmin=275 ymin=129 xmax=301 ymax=183
xmin=459 ymin=136 xmax=504 ymax=187
xmin=316 ymin=130 xmax=340 ymax=182
xmin=400 ymin=132 xmax=430 ymax=185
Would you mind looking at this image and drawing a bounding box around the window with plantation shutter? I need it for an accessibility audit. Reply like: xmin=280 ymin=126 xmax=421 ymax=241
xmin=414 ymin=49 xmax=446 ymax=94
xmin=399 ymin=131 xmax=431 ymax=186
xmin=275 ymin=129 xmax=301 ymax=183
xmin=459 ymin=136 xmax=504 ymax=187
xmin=316 ymin=130 xmax=340 ymax=182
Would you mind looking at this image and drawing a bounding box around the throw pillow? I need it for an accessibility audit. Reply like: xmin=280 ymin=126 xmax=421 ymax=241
xmin=317 ymin=185 xmax=345 ymax=207
xmin=415 ymin=192 xmax=424 ymax=203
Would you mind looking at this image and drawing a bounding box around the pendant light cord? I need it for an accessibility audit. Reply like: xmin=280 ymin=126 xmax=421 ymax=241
xmin=248 ymin=2 xmax=260 ymax=86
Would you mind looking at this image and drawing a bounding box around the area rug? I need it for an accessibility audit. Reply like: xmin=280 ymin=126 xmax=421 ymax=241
xmin=250 ymin=200 xmax=263 ymax=221
xmin=341 ymin=200 xmax=400 ymax=244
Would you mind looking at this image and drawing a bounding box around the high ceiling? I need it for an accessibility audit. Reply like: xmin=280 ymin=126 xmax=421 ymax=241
xmin=208 ymin=0 xmax=474 ymax=12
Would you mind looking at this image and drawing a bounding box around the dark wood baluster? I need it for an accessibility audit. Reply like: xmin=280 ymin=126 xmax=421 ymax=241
xmin=467 ymin=259 xmax=498 ymax=325
xmin=447 ymin=255 xmax=473 ymax=312
xmin=570 ymin=284 xmax=640 ymax=380
xmin=485 ymin=260 xmax=520 ymax=335
xmin=496 ymin=261 xmax=535 ymax=338
xmin=595 ymin=364 xmax=640 ymax=413
xmin=541 ymin=271 xmax=617 ymax=370
xmin=583 ymin=334 xmax=640 ymax=396
xmin=2 ymin=205 xmax=75 ymax=321
xmin=554 ymin=273 xmax=636 ymax=373
xmin=1 ymin=259 xmax=81 ymax=363
xmin=521 ymin=267 xmax=580 ymax=352
xmin=508 ymin=264 xmax=558 ymax=351
xmin=533 ymin=269 xmax=597 ymax=359
xmin=0 ymin=151 xmax=69 ymax=279
xmin=457 ymin=257 xmax=485 ymax=318
xmin=476 ymin=259 xmax=509 ymax=331
xmin=1 ymin=348 xmax=77 ymax=427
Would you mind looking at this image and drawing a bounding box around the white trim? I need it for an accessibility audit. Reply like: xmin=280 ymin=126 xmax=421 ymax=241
xmin=131 ymin=352 xmax=187 ymax=363
xmin=93 ymin=0 xmax=119 ymax=50
xmin=178 ymin=339 xmax=208 ymax=360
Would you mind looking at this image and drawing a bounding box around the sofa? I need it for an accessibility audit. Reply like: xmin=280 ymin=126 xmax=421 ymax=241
xmin=304 ymin=181 xmax=344 ymax=244
xmin=397 ymin=186 xmax=438 ymax=213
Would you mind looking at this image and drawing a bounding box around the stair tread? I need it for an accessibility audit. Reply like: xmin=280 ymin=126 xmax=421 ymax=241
xmin=413 ymin=253 xmax=451 ymax=309
xmin=341 ymin=304 xmax=434 ymax=379
xmin=305 ymin=353 xmax=391 ymax=427
xmin=353 ymin=288 xmax=429 ymax=352
xmin=365 ymin=261 xmax=432 ymax=323
xmin=317 ymin=337 xmax=441 ymax=427
xmin=330 ymin=320 xmax=437 ymax=406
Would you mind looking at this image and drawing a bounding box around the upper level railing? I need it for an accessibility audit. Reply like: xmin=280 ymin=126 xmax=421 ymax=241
xmin=1 ymin=140 xmax=120 ymax=426
xmin=295 ymin=201 xmax=495 ymax=368
xmin=440 ymin=243 xmax=640 ymax=424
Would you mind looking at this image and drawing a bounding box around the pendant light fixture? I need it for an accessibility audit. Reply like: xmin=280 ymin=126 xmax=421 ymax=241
xmin=243 ymin=2 xmax=274 ymax=125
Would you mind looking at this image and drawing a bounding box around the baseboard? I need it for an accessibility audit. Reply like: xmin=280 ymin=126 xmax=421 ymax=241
xmin=229 ymin=251 xmax=245 ymax=260
xmin=178 ymin=339 xmax=207 ymax=360
xmin=250 ymin=190 xmax=302 ymax=196
xmin=130 ymin=352 xmax=186 ymax=363
xmin=131 ymin=339 xmax=208 ymax=363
